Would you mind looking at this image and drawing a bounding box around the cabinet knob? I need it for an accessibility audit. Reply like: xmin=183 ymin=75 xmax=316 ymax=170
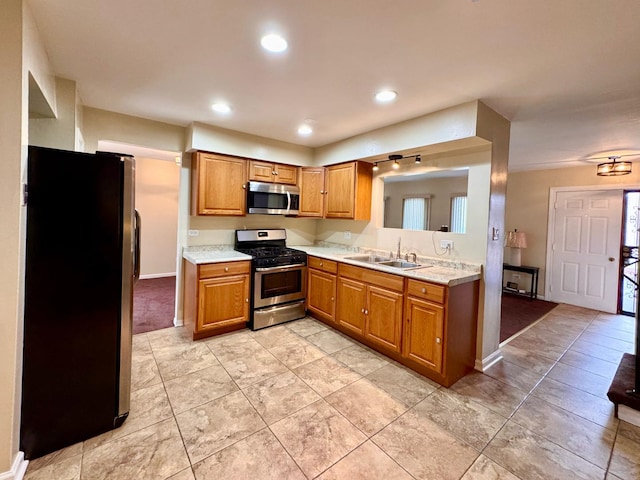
xmin=361 ymin=308 xmax=365 ymax=313
xmin=245 ymin=298 xmax=249 ymax=303
xmin=319 ymin=262 xmax=323 ymax=266
xmin=421 ymin=287 xmax=426 ymax=293
xmin=224 ymin=267 xmax=229 ymax=272
xmin=331 ymin=296 xmax=334 ymax=302
xmin=242 ymin=184 xmax=246 ymax=189
xmin=364 ymin=309 xmax=369 ymax=315
xmin=320 ymin=190 xmax=325 ymax=194
xmin=436 ymin=337 xmax=441 ymax=344
xmin=325 ymin=191 xmax=328 ymax=195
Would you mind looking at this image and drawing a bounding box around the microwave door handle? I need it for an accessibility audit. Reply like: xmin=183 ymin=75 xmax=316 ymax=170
xmin=286 ymin=191 xmax=291 ymax=214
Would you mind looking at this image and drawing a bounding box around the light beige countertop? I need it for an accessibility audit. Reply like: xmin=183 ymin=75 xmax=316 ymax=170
xmin=293 ymin=245 xmax=481 ymax=287
xmin=182 ymin=245 xmax=251 ymax=264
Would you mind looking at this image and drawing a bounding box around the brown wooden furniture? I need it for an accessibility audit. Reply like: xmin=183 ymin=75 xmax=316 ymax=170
xmin=191 ymin=152 xmax=247 ymax=216
xmin=324 ymin=161 xmax=373 ymax=220
xmin=298 ymin=167 xmax=326 ymax=217
xmin=307 ymin=255 xmax=479 ymax=387
xmin=183 ymin=260 xmax=250 ymax=340
xmin=248 ymin=160 xmax=297 ymax=185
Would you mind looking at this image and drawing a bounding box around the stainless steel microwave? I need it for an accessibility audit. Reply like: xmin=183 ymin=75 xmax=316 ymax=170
xmin=247 ymin=181 xmax=300 ymax=215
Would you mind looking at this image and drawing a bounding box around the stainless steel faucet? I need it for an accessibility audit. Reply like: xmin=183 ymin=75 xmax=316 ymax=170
xmin=405 ymin=252 xmax=417 ymax=263
xmin=397 ymin=237 xmax=401 ymax=259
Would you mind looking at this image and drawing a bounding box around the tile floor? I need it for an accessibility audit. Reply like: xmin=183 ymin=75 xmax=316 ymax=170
xmin=24 ymin=303 xmax=640 ymax=479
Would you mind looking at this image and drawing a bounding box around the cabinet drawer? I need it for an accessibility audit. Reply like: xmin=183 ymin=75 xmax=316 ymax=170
xmin=308 ymin=256 xmax=338 ymax=274
xmin=339 ymin=263 xmax=404 ymax=292
xmin=406 ymin=279 xmax=446 ymax=304
xmin=199 ymin=261 xmax=251 ymax=279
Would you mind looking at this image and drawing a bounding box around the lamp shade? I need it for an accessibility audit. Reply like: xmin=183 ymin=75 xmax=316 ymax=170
xmin=505 ymin=230 xmax=527 ymax=249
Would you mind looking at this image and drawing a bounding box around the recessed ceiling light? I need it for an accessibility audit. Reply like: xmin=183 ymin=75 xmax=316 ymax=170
xmin=261 ymin=34 xmax=288 ymax=53
xmin=297 ymin=124 xmax=313 ymax=136
xmin=211 ymin=102 xmax=231 ymax=114
xmin=375 ymin=90 xmax=397 ymax=103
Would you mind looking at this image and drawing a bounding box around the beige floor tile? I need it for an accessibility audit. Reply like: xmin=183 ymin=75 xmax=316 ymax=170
xmin=25 ymin=442 xmax=82 ymax=474
xmin=591 ymin=314 xmax=636 ymax=332
xmin=326 ymin=378 xmax=408 ymax=436
xmin=331 ymin=344 xmax=389 ymax=375
xmin=499 ymin=344 xmax=556 ymax=375
xmin=294 ymin=355 xmax=361 ymax=396
xmin=207 ymin=336 xmax=266 ymax=364
xmin=578 ymin=331 xmax=634 ymax=353
xmin=586 ymin=323 xmax=635 ymax=342
xmin=413 ymin=389 xmax=507 ymax=450
xmin=250 ymin=324 xmax=302 ymax=349
xmin=547 ymin=361 xmax=612 ymax=398
xmin=268 ymin=336 xmax=326 ymax=369
xmin=242 ymin=370 xmax=321 ymax=424
xmin=215 ymin=344 xmax=288 ymax=389
xmin=511 ymin=395 xmax=615 ymax=469
xmin=84 ymin=383 xmax=173 ymax=451
xmin=25 ymin=454 xmax=81 ymax=480
xmin=204 ymin=329 xmax=254 ymax=350
xmin=164 ymin=364 xmax=238 ymax=414
xmin=609 ymin=422 xmax=640 ymax=480
xmin=286 ymin=316 xmax=328 ymax=337
xmin=373 ymin=409 xmax=478 ymax=480
xmin=307 ymin=328 xmax=356 ymax=354
xmin=559 ymin=349 xmax=620 ymax=379
xmin=154 ymin=342 xmax=220 ymax=382
xmin=175 ymin=390 xmax=265 ymax=464
xmin=366 ymin=363 xmax=438 ymax=406
xmin=484 ymin=358 xmax=545 ymax=392
xmin=167 ymin=468 xmax=195 ymax=480
xmin=532 ymin=377 xmax=618 ymax=430
xmin=131 ymin=354 xmax=162 ymax=392
xmin=317 ymin=440 xmax=413 ymax=480
xmin=570 ymin=339 xmax=626 ymax=364
xmin=506 ymin=334 xmax=568 ymax=361
xmin=525 ymin=323 xmax=581 ymax=347
xmin=460 ymin=455 xmax=519 ymax=479
xmin=132 ymin=334 xmax=152 ymax=356
xmin=192 ymin=428 xmax=304 ymax=480
xmin=81 ymin=418 xmax=190 ymax=480
xmin=484 ymin=421 xmax=604 ymax=480
xmin=147 ymin=326 xmax=193 ymax=353
xmin=449 ymin=371 xmax=527 ymax=418
xmin=270 ymin=400 xmax=367 ymax=478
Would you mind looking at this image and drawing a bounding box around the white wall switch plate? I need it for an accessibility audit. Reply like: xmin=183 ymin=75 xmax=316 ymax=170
xmin=188 ymin=229 xmax=200 ymax=237
xmin=440 ymin=240 xmax=453 ymax=249
xmin=344 ymin=230 xmax=352 ymax=240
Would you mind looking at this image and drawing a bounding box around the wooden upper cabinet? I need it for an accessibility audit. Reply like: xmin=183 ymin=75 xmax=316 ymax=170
xmin=192 ymin=152 xmax=247 ymax=216
xmin=248 ymin=160 xmax=298 ymax=185
xmin=299 ymin=167 xmax=326 ymax=217
xmin=325 ymin=161 xmax=373 ymax=220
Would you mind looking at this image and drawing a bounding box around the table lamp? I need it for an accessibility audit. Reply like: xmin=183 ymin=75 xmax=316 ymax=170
xmin=505 ymin=229 xmax=527 ymax=266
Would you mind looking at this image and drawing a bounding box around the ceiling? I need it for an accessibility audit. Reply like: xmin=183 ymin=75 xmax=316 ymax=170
xmin=28 ymin=0 xmax=640 ymax=171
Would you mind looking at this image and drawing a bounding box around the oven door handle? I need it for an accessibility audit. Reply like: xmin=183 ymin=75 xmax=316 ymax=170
xmin=255 ymin=263 xmax=306 ymax=272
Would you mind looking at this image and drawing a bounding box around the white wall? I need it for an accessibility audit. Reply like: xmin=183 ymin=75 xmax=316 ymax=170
xmin=135 ymin=157 xmax=180 ymax=278
xmin=29 ymin=77 xmax=78 ymax=150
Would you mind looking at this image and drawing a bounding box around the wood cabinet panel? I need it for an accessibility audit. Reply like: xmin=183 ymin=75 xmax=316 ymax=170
xmin=198 ymin=275 xmax=250 ymax=332
xmin=248 ymin=160 xmax=275 ymax=182
xmin=365 ymin=285 xmax=403 ymax=353
xmin=406 ymin=279 xmax=446 ymax=304
xmin=325 ymin=162 xmax=372 ymax=220
xmin=199 ymin=261 xmax=250 ymax=279
xmin=403 ymin=297 xmax=444 ymax=373
xmin=336 ymin=277 xmax=366 ymax=335
xmin=338 ymin=263 xmax=404 ymax=292
xmin=307 ymin=268 xmax=336 ymax=322
xmin=192 ymin=152 xmax=246 ymax=216
xmin=275 ymin=164 xmax=298 ymax=184
xmin=299 ymin=167 xmax=325 ymax=217
xmin=308 ymin=256 xmax=338 ymax=274
xmin=249 ymin=160 xmax=298 ymax=185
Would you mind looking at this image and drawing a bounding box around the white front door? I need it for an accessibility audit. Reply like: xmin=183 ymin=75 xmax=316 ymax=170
xmin=548 ymin=189 xmax=623 ymax=312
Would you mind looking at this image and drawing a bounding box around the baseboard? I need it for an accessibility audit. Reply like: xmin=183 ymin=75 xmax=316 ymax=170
xmin=138 ymin=272 xmax=176 ymax=280
xmin=474 ymin=350 xmax=503 ymax=372
xmin=0 ymin=452 xmax=28 ymax=480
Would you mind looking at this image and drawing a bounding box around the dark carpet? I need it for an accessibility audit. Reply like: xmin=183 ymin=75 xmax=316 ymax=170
xmin=500 ymin=293 xmax=559 ymax=342
xmin=133 ymin=276 xmax=176 ymax=335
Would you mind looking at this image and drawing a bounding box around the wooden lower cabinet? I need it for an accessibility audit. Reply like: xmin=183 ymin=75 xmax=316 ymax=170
xmin=183 ymin=260 xmax=250 ymax=340
xmin=336 ymin=277 xmax=367 ymax=335
xmin=403 ymin=296 xmax=444 ymax=373
xmin=307 ymin=268 xmax=337 ymax=322
xmin=366 ymin=285 xmax=403 ymax=353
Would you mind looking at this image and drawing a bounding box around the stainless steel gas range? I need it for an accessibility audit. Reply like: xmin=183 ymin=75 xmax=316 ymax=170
xmin=234 ymin=229 xmax=307 ymax=330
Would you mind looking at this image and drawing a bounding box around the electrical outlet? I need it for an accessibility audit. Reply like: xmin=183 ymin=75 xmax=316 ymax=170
xmin=188 ymin=229 xmax=200 ymax=237
xmin=440 ymin=240 xmax=453 ymax=250
xmin=344 ymin=230 xmax=352 ymax=240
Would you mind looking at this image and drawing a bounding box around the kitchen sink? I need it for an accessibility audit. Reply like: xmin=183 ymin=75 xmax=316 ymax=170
xmin=377 ymin=260 xmax=424 ymax=269
xmin=344 ymin=254 xmax=392 ymax=263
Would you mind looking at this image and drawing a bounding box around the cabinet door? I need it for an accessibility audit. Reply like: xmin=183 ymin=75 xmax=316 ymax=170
xmin=274 ymin=164 xmax=298 ymax=185
xmin=307 ymin=268 xmax=336 ymax=322
xmin=248 ymin=160 xmax=275 ymax=182
xmin=336 ymin=276 xmax=366 ymax=336
xmin=403 ymin=297 xmax=444 ymax=373
xmin=194 ymin=153 xmax=246 ymax=215
xmin=299 ymin=167 xmax=325 ymax=217
xmin=365 ymin=286 xmax=403 ymax=353
xmin=325 ymin=163 xmax=356 ymax=218
xmin=198 ymin=274 xmax=249 ymax=332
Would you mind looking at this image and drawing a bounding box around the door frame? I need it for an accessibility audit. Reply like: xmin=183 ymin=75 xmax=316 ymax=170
xmin=545 ymin=184 xmax=636 ymax=308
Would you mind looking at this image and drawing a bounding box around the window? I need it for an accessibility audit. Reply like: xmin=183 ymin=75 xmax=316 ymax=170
xmin=402 ymin=196 xmax=430 ymax=230
xmin=450 ymin=194 xmax=467 ymax=233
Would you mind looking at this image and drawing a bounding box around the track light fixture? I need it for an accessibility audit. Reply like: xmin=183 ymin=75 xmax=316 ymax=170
xmin=415 ymin=155 xmax=421 ymax=164
xmin=373 ymin=162 xmax=379 ymax=171
xmin=371 ymin=153 xmax=422 ymax=171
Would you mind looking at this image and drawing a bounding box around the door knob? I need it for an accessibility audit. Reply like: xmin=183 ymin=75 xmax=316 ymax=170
xmin=608 ymin=257 xmax=615 ymax=262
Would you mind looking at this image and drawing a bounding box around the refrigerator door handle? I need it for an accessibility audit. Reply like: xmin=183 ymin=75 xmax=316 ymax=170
xmin=133 ymin=209 xmax=141 ymax=284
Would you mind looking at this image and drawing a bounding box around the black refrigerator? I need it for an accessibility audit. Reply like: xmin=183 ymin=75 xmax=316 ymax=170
xmin=20 ymin=145 xmax=140 ymax=459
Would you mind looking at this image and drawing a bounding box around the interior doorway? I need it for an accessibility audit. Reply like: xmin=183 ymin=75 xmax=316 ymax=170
xmin=619 ymin=190 xmax=640 ymax=316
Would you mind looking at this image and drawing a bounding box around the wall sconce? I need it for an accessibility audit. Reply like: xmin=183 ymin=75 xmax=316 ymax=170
xmin=505 ymin=229 xmax=527 ymax=266
xmin=597 ymin=156 xmax=632 ymax=176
